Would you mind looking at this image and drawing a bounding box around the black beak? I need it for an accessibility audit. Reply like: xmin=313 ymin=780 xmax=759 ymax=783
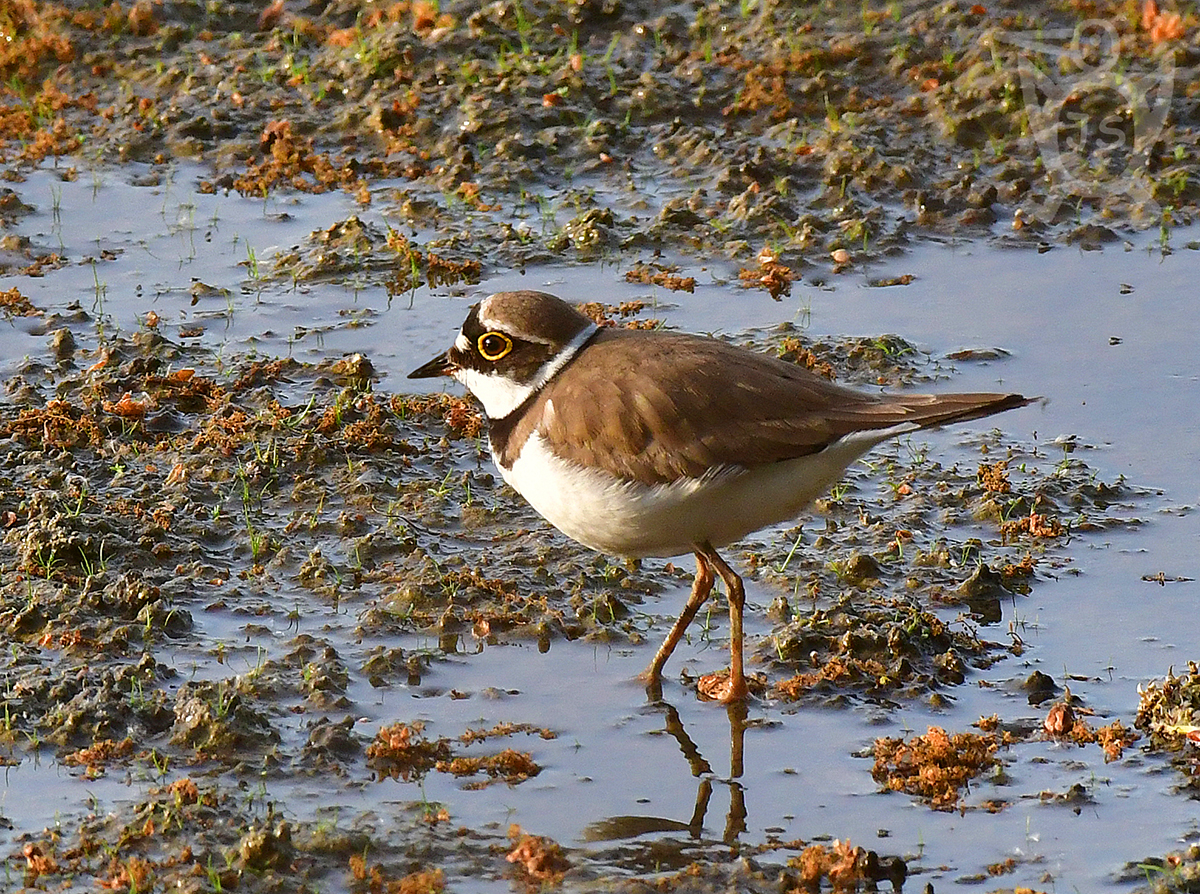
xmin=407 ymin=350 xmax=456 ymax=379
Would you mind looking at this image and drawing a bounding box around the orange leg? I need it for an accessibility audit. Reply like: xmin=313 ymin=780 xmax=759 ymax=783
xmin=642 ymin=548 xmax=715 ymax=686
xmin=643 ymin=543 xmax=751 ymax=702
xmin=699 ymin=544 xmax=749 ymax=703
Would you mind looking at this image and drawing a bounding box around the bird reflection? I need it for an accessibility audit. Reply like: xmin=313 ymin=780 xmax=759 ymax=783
xmin=581 ymin=693 xmax=910 ymax=890
xmin=582 ymin=693 xmax=749 ymax=847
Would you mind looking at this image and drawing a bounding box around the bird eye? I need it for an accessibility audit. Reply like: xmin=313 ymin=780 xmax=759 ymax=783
xmin=477 ymin=332 xmax=513 ymax=361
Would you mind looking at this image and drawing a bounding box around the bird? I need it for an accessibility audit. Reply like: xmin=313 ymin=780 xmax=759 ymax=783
xmin=408 ymin=290 xmax=1032 ymax=702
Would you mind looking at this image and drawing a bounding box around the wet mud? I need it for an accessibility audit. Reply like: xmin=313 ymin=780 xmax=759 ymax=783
xmin=1 ymin=0 xmax=1198 ymax=891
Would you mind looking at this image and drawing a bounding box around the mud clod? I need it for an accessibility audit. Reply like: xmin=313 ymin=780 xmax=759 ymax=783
xmin=872 ymin=726 xmax=1007 ymax=811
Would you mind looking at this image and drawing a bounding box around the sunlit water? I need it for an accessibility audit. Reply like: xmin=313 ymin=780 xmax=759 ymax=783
xmin=1 ymin=161 xmax=1198 ymax=891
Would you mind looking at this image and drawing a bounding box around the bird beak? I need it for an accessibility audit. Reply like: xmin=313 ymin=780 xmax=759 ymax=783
xmin=407 ymin=350 xmax=457 ymax=379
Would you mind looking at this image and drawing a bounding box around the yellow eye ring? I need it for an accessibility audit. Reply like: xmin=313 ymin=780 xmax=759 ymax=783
xmin=477 ymin=332 xmax=514 ymax=362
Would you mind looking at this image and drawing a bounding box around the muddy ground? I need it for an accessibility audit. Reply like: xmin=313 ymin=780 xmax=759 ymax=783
xmin=1 ymin=0 xmax=1198 ymax=892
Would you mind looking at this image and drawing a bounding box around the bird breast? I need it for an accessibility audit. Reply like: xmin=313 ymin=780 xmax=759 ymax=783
xmin=493 ymin=428 xmax=903 ymax=559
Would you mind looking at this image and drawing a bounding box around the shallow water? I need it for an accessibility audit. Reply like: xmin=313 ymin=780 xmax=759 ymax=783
xmin=2 ymin=162 xmax=1199 ymax=891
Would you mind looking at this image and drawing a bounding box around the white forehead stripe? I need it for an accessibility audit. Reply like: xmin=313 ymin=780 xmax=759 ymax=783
xmin=477 ymin=293 xmax=583 ymax=347
xmin=455 ymin=332 xmax=471 ymax=352
xmin=478 ymin=294 xmax=504 ymax=331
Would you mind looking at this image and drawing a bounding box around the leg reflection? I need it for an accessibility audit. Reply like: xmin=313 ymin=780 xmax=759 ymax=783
xmin=661 ymin=700 xmax=713 ymax=778
xmin=689 ymin=778 xmax=712 ymax=840
xmin=724 ymin=700 xmax=749 ymax=843
xmin=649 ymin=693 xmax=752 ymax=844
xmin=727 ymin=699 xmax=748 ymax=779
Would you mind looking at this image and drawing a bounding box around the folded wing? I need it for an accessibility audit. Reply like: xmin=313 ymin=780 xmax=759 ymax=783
xmin=531 ymin=329 xmax=1030 ymax=486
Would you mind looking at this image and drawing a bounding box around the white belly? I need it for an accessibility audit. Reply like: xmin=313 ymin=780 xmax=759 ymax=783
xmin=494 ymin=429 xmax=912 ymax=558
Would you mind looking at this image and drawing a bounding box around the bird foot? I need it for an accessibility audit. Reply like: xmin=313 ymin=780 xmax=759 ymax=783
xmin=696 ymin=669 xmax=768 ymax=703
xmin=697 ymin=670 xmax=750 ymax=703
xmin=637 ymin=668 xmax=665 ymax=702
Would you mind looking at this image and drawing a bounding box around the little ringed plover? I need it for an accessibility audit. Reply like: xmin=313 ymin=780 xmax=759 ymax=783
xmin=409 ymin=290 xmax=1032 ymax=702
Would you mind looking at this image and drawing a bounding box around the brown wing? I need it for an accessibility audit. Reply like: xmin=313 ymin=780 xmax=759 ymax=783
xmin=510 ymin=329 xmax=1030 ymax=486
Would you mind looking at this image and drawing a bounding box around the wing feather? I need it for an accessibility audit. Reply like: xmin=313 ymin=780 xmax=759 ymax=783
xmin=522 ymin=329 xmax=1029 ymax=486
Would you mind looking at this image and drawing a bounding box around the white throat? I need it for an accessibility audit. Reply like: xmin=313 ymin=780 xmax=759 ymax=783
xmin=454 ymin=322 xmax=598 ymax=419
